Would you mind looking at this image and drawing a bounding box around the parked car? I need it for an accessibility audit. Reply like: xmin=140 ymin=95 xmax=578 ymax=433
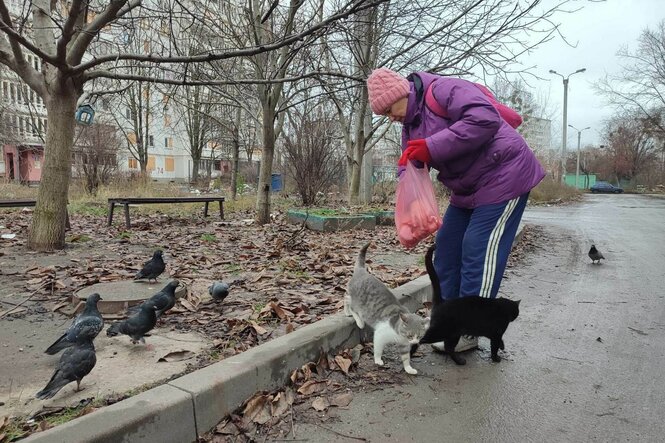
xmin=590 ymin=181 xmax=624 ymax=194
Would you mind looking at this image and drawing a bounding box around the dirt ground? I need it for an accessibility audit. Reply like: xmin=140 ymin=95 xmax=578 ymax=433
xmin=0 ymin=208 xmax=425 ymax=423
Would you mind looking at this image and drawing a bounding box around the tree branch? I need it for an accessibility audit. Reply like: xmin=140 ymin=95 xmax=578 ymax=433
xmin=56 ymin=0 xmax=84 ymax=62
xmin=83 ymin=69 xmax=362 ymax=85
xmin=70 ymin=0 xmax=388 ymax=74
xmin=67 ymin=0 xmax=133 ymax=66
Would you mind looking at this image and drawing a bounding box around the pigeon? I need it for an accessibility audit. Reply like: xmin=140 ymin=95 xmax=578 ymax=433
xmin=588 ymin=245 xmax=605 ymax=264
xmin=45 ymin=293 xmax=104 ymax=355
xmin=134 ymin=250 xmax=166 ymax=283
xmin=208 ymin=281 xmax=230 ymax=302
xmin=36 ymin=339 xmax=97 ymax=400
xmin=130 ymin=280 xmax=179 ymax=318
xmin=106 ymin=301 xmax=158 ymax=344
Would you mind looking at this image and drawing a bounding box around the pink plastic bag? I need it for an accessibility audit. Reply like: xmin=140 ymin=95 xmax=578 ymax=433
xmin=395 ymin=161 xmax=442 ymax=248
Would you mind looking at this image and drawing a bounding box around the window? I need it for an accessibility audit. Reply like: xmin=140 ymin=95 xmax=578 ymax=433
xmin=148 ymin=135 xmax=154 ymax=146
xmin=127 ymin=132 xmax=137 ymax=144
xmin=147 ymin=155 xmax=156 ymax=171
xmin=164 ymin=137 xmax=173 ymax=148
xmin=143 ymin=40 xmax=151 ymax=52
xmin=125 ymin=108 xmax=131 ymax=119
xmin=165 ymin=156 xmax=175 ymax=172
xmin=164 ymin=114 xmax=171 ymax=127
xmin=128 ymin=158 xmax=138 ymax=169
xmin=10 ymin=83 xmax=15 ymax=103
xmin=2 ymin=81 xmax=8 ymax=100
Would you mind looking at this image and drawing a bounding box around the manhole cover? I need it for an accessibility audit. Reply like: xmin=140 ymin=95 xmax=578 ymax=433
xmin=72 ymin=280 xmax=186 ymax=319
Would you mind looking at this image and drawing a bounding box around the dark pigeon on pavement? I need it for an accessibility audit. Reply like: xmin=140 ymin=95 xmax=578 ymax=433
xmin=106 ymin=301 xmax=158 ymax=344
xmin=589 ymin=244 xmax=605 ymax=264
xmin=209 ymin=281 xmax=230 ymax=302
xmin=36 ymin=339 xmax=97 ymax=400
xmin=142 ymin=280 xmax=179 ymax=318
xmin=134 ymin=250 xmax=166 ymax=283
xmin=45 ymin=293 xmax=104 ymax=355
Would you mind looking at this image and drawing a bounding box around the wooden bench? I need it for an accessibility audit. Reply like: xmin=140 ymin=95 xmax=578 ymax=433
xmin=0 ymin=199 xmax=71 ymax=229
xmin=107 ymin=197 xmax=225 ymax=228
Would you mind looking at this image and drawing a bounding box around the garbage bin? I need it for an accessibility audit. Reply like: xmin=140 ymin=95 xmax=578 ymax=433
xmin=271 ymin=173 xmax=283 ymax=192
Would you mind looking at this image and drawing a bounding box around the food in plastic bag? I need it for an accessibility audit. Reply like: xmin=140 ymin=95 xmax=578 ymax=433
xmin=395 ymin=161 xmax=442 ymax=248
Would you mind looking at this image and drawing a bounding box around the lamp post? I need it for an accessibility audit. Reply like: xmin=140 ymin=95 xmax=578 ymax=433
xmin=568 ymin=124 xmax=590 ymax=189
xmin=549 ymin=68 xmax=586 ymax=184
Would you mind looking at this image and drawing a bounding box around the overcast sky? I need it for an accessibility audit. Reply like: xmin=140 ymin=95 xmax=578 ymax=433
xmin=519 ymin=0 xmax=663 ymax=149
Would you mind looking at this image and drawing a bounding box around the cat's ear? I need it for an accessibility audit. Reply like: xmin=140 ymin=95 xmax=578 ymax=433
xmin=399 ymin=312 xmax=409 ymax=323
xmin=516 ymin=300 xmax=521 ymax=306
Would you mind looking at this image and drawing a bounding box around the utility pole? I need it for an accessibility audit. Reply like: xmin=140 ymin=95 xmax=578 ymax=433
xmin=568 ymin=124 xmax=590 ymax=189
xmin=549 ymin=68 xmax=586 ymax=184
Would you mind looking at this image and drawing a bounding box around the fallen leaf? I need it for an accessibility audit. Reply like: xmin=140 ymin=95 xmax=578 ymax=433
xmin=215 ymin=419 xmax=240 ymax=435
xmin=249 ymin=321 xmax=268 ymax=335
xmin=331 ymin=392 xmax=353 ymax=407
xmin=157 ymin=350 xmax=195 ymax=362
xmin=311 ymin=396 xmax=329 ymax=412
xmin=334 ymin=355 xmax=352 ymax=375
xmin=285 ymin=323 xmax=295 ymax=334
xmin=271 ymin=392 xmax=289 ymax=417
xmin=179 ymin=298 xmax=198 ymax=312
xmin=243 ymin=393 xmax=272 ymax=424
xmin=51 ymin=301 xmax=70 ymax=312
xmin=297 ymin=380 xmax=327 ymax=396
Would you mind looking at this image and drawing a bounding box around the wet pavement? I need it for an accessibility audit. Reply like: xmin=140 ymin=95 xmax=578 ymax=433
xmin=296 ymin=194 xmax=665 ymax=442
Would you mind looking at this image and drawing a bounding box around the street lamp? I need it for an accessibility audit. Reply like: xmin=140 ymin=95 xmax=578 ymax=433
xmin=549 ymin=68 xmax=586 ymax=183
xmin=568 ymin=124 xmax=590 ymax=189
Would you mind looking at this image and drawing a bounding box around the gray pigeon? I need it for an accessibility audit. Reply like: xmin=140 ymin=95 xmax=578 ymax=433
xmin=45 ymin=293 xmax=104 ymax=355
xmin=107 ymin=301 xmax=158 ymax=344
xmin=208 ymin=281 xmax=230 ymax=302
xmin=134 ymin=250 xmax=166 ymax=283
xmin=36 ymin=339 xmax=97 ymax=399
xmin=589 ymin=245 xmax=605 ymax=264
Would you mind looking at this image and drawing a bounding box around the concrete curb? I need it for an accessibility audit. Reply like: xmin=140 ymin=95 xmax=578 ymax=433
xmin=24 ymin=226 xmax=524 ymax=443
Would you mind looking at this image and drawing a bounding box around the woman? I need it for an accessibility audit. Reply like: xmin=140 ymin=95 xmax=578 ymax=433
xmin=366 ymin=67 xmax=545 ymax=351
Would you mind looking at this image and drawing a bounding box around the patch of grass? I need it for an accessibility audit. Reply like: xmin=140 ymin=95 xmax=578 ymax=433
xmin=67 ymin=233 xmax=92 ymax=243
xmin=253 ymin=302 xmax=266 ymax=314
xmin=68 ymin=201 xmax=107 ymax=216
xmin=530 ymin=177 xmax=582 ymax=204
xmin=200 ymin=233 xmax=217 ymax=242
xmin=416 ymin=255 xmax=425 ymax=266
xmin=117 ymin=231 xmax=132 ymax=239
xmin=224 ymin=263 xmax=242 ymax=274
xmin=2 ymin=417 xmax=31 ymax=441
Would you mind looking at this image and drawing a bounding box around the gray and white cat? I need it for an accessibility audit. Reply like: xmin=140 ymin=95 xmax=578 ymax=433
xmin=345 ymin=242 xmax=429 ymax=374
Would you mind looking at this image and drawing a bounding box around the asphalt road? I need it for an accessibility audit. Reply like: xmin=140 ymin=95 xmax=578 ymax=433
xmin=297 ymin=194 xmax=665 ymax=442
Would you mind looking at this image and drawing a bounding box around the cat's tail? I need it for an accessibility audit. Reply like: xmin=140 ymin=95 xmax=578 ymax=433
xmin=356 ymin=242 xmax=371 ymax=269
xmin=425 ymin=243 xmax=443 ymax=307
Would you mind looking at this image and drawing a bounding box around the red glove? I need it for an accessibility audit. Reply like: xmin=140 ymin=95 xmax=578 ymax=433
xmin=398 ymin=139 xmax=431 ymax=166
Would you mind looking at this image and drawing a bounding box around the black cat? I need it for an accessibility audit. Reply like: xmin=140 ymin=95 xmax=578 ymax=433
xmin=419 ymin=244 xmax=520 ymax=365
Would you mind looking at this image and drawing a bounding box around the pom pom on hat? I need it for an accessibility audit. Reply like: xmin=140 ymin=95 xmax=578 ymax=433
xmin=366 ymin=68 xmax=410 ymax=115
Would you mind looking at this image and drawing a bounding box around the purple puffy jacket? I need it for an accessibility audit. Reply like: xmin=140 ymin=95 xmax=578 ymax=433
xmin=399 ymin=72 xmax=545 ymax=209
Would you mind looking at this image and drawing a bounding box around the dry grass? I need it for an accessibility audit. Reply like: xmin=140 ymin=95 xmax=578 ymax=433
xmin=530 ymin=177 xmax=582 ymax=203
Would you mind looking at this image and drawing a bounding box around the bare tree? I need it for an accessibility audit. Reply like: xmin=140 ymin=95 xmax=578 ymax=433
xmin=598 ymin=112 xmax=662 ymax=183
xmin=321 ymin=0 xmax=571 ymax=203
xmin=0 ymin=0 xmax=387 ymax=250
xmin=73 ymin=122 xmax=120 ymax=195
xmin=283 ymin=104 xmax=345 ymax=205
xmin=596 ymin=20 xmax=665 ymax=137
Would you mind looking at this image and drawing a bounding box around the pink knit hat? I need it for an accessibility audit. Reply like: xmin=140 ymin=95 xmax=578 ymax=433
xmin=366 ymin=68 xmax=410 ymax=115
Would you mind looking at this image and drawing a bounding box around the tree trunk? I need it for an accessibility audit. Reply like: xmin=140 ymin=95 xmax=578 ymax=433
xmin=256 ymin=104 xmax=275 ymax=224
xmin=191 ymin=157 xmax=201 ymax=183
xmin=348 ymin=128 xmax=364 ymax=204
xmin=231 ymin=124 xmax=240 ymax=201
xmin=28 ymin=90 xmax=78 ymax=251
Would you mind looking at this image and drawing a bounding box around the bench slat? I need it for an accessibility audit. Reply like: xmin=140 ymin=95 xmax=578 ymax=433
xmin=0 ymin=200 xmax=37 ymax=208
xmin=107 ymin=197 xmax=224 ymax=204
